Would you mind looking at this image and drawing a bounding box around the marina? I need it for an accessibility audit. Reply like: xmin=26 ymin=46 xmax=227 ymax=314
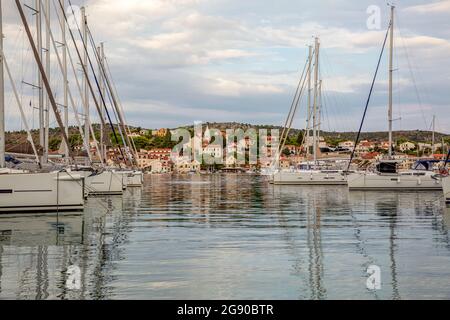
xmin=0 ymin=1 xmax=449 ymax=303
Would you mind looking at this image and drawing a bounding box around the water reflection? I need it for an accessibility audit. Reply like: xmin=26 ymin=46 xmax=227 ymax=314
xmin=0 ymin=175 xmax=449 ymax=300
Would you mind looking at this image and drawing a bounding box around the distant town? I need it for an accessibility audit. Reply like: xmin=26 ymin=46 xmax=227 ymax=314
xmin=5 ymin=122 xmax=449 ymax=174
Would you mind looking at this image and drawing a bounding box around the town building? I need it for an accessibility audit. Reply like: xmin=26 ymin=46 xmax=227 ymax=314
xmin=399 ymin=142 xmax=416 ymax=152
xmin=153 ymin=128 xmax=169 ymax=138
xmin=338 ymin=141 xmax=355 ymax=150
xmin=356 ymin=140 xmax=375 ymax=153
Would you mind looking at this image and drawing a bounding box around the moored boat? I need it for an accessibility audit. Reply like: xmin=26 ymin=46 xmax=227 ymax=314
xmin=0 ymin=171 xmax=85 ymax=213
xmin=348 ymin=160 xmax=442 ymax=191
xmin=272 ymin=170 xmax=347 ymax=185
xmin=71 ymin=167 xmax=123 ymax=197
xmin=115 ymin=170 xmax=144 ymax=188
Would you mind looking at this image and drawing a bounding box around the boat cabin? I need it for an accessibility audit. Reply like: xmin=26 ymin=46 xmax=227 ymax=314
xmin=376 ymin=160 xmax=401 ymax=174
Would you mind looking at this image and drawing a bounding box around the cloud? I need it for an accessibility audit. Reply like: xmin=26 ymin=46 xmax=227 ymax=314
xmin=1 ymin=0 xmax=449 ymax=134
xmin=404 ymin=0 xmax=450 ymax=14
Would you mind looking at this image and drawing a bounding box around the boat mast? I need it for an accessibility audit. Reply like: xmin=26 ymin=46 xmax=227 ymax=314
xmin=44 ymin=0 xmax=50 ymax=164
xmin=0 ymin=1 xmax=5 ymax=168
xmin=318 ymin=80 xmax=322 ymax=137
xmin=98 ymin=42 xmax=106 ymax=163
xmin=313 ymin=37 xmax=320 ymax=165
xmin=388 ymin=5 xmax=395 ymax=158
xmin=432 ymin=115 xmax=436 ymax=155
xmin=36 ymin=0 xmax=45 ymax=163
xmin=61 ymin=0 xmax=69 ymax=160
xmin=15 ymin=0 xmax=72 ymax=158
xmin=82 ymin=7 xmax=90 ymax=162
xmin=306 ymin=45 xmax=312 ymax=159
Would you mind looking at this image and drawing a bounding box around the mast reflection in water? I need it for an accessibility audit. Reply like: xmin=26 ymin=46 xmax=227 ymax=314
xmin=0 ymin=175 xmax=449 ymax=300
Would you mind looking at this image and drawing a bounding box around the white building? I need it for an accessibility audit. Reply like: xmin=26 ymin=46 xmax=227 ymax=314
xmin=338 ymin=141 xmax=355 ymax=150
xmin=399 ymin=142 xmax=416 ymax=152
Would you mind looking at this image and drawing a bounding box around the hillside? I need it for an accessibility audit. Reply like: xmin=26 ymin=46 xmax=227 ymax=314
xmin=5 ymin=122 xmax=449 ymax=153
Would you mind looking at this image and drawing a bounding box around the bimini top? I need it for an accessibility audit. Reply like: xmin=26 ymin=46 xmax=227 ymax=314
xmin=413 ymin=159 xmax=450 ymax=171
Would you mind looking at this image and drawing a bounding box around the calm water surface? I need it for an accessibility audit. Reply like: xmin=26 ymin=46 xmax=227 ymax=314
xmin=0 ymin=174 xmax=449 ymax=300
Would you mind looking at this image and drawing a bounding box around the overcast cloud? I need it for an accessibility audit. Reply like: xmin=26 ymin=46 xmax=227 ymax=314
xmin=2 ymin=0 xmax=449 ymax=133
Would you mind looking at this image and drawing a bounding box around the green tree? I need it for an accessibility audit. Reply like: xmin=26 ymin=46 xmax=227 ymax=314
xmin=49 ymin=137 xmax=62 ymax=151
xmin=69 ymin=134 xmax=83 ymax=149
xmin=132 ymin=136 xmax=151 ymax=150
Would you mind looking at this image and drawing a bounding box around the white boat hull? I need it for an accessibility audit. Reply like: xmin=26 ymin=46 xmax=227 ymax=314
xmin=443 ymin=177 xmax=450 ymax=204
xmin=75 ymin=171 xmax=123 ymax=196
xmin=271 ymin=171 xmax=347 ymax=185
xmin=116 ymin=171 xmax=144 ymax=187
xmin=0 ymin=172 xmax=85 ymax=213
xmin=348 ymin=172 xmax=442 ymax=191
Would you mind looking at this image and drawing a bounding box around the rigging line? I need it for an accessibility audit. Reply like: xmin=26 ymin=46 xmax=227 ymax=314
xmin=84 ymin=32 xmax=137 ymax=168
xmin=395 ymin=13 xmax=429 ymax=130
xmin=40 ymin=2 xmax=94 ymax=162
xmin=84 ymin=26 xmax=136 ymax=165
xmin=55 ymin=0 xmax=126 ymax=164
xmin=15 ymin=0 xmax=73 ymax=160
xmin=2 ymin=51 xmax=42 ymax=167
xmin=346 ymin=21 xmax=391 ymax=172
xmin=320 ymin=50 xmax=346 ymax=130
xmin=103 ymin=55 xmax=139 ymax=157
xmin=281 ymin=62 xmax=309 ymax=151
xmin=280 ymin=56 xmax=310 ymax=152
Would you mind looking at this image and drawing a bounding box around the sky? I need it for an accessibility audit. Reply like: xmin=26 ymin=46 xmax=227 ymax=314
xmin=2 ymin=0 xmax=450 ymax=133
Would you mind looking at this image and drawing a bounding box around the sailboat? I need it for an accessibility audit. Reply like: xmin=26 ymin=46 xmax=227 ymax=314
xmin=0 ymin=1 xmax=85 ymax=213
xmin=347 ymin=6 xmax=442 ymax=191
xmin=444 ymin=177 xmax=450 ymax=204
xmin=271 ymin=38 xmax=349 ymax=185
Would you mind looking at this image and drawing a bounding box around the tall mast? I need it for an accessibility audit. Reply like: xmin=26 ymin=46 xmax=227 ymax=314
xmin=388 ymin=5 xmax=395 ymax=158
xmin=306 ymin=45 xmax=312 ymax=159
xmin=43 ymin=0 xmax=50 ymax=163
xmin=15 ymin=0 xmax=72 ymax=158
xmin=432 ymin=115 xmax=436 ymax=155
xmin=0 ymin=1 xmax=5 ymax=168
xmin=318 ymin=80 xmax=323 ymax=137
xmin=36 ymin=0 xmax=45 ymax=163
xmin=98 ymin=42 xmax=106 ymax=163
xmin=81 ymin=7 xmax=90 ymax=159
xmin=61 ymin=0 xmax=69 ymax=159
xmin=313 ymin=37 xmax=320 ymax=165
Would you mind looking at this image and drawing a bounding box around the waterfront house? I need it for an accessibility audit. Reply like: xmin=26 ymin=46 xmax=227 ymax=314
xmin=338 ymin=141 xmax=355 ymax=150
xmin=356 ymin=140 xmax=375 ymax=153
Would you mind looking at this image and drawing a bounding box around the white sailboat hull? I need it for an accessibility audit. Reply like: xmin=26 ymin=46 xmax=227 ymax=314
xmin=0 ymin=172 xmax=85 ymax=213
xmin=75 ymin=171 xmax=123 ymax=196
xmin=116 ymin=171 xmax=144 ymax=187
xmin=443 ymin=177 xmax=450 ymax=204
xmin=348 ymin=172 xmax=442 ymax=191
xmin=271 ymin=171 xmax=348 ymax=185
